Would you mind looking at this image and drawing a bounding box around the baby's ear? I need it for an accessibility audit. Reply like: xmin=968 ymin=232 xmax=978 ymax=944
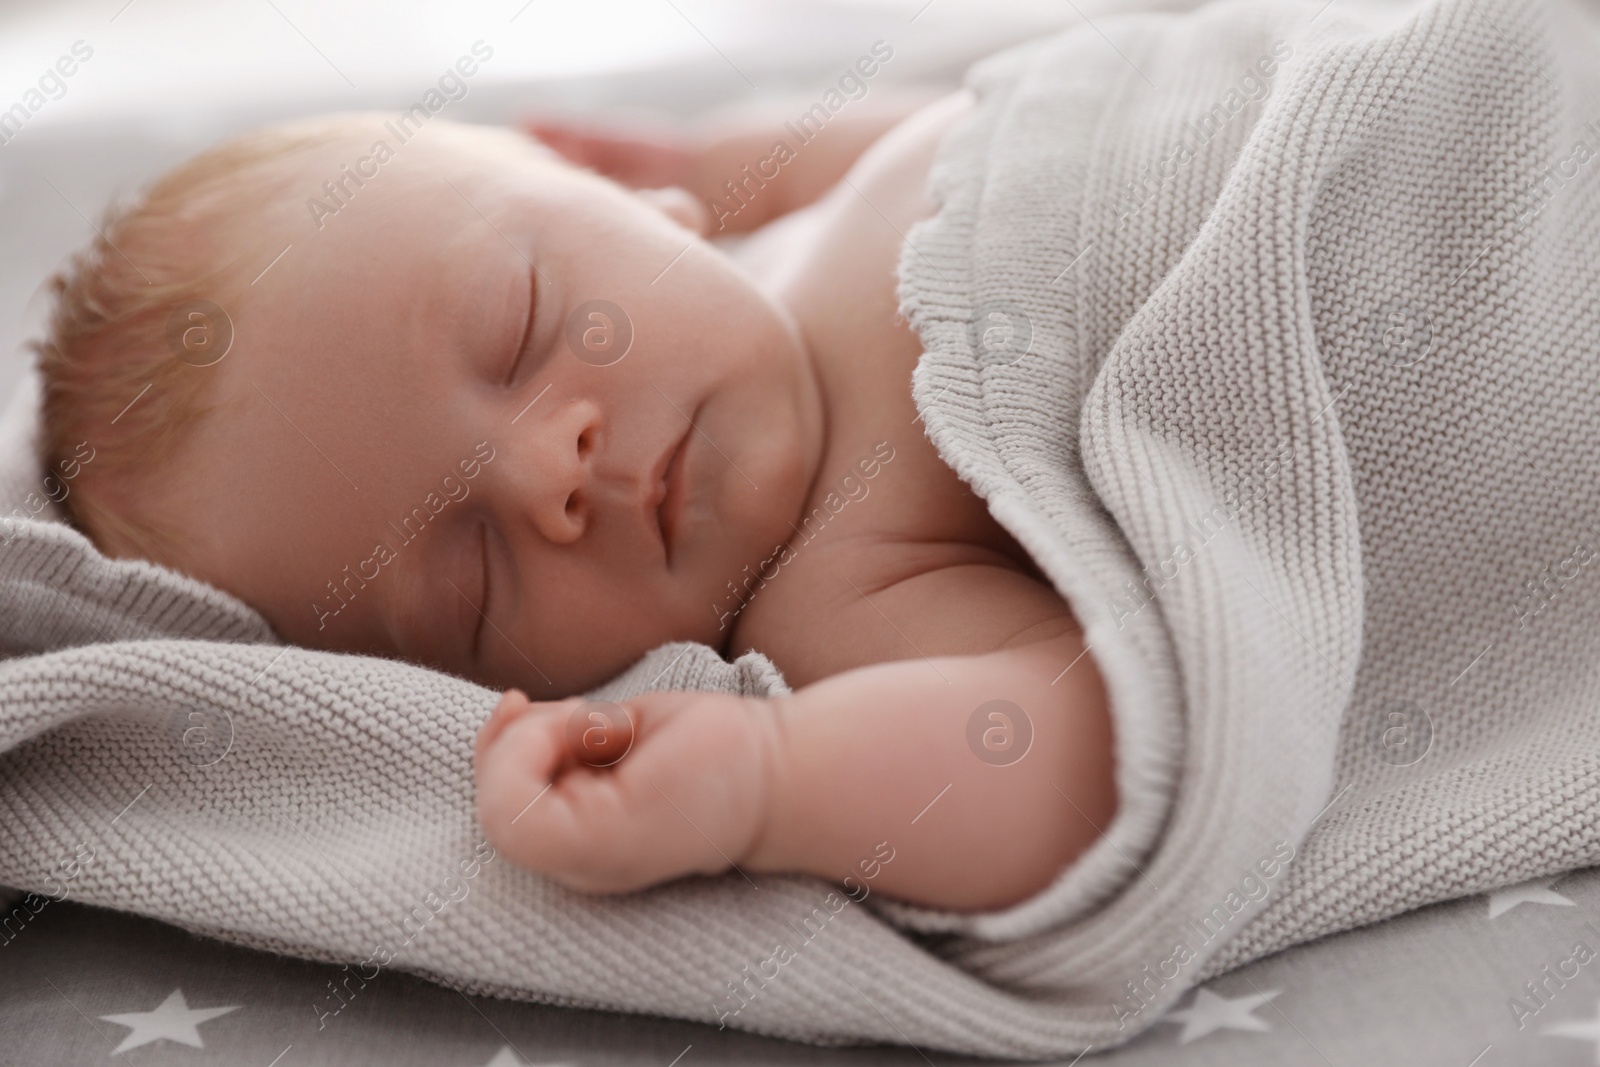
xmin=633 ymin=186 xmax=710 ymax=238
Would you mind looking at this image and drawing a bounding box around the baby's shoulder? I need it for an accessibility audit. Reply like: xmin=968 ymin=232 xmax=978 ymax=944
xmin=726 ymin=437 xmax=1076 ymax=689
xmin=729 ymin=530 xmax=1078 ymax=689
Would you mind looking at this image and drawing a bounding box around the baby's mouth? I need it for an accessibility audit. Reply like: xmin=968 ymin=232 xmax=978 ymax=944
xmin=654 ymin=427 xmax=692 ymax=566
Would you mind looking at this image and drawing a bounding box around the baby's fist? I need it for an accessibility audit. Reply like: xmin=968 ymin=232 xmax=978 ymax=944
xmin=473 ymin=688 xmax=776 ymax=894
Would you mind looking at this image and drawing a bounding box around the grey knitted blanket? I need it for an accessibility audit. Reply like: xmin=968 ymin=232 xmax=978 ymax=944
xmin=4 ymin=0 xmax=1599 ymax=1055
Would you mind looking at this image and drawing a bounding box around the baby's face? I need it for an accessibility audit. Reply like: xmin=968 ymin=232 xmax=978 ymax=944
xmin=148 ymin=124 xmax=823 ymax=695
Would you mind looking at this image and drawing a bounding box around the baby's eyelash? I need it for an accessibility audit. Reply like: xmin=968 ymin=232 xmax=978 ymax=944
xmin=505 ymin=269 xmax=538 ymax=385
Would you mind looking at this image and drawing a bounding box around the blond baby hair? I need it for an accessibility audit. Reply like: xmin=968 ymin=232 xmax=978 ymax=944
xmin=30 ymin=113 xmax=466 ymax=562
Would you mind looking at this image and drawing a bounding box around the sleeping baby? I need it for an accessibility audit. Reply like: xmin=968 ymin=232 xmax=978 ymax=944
xmin=29 ymin=91 xmax=1115 ymax=914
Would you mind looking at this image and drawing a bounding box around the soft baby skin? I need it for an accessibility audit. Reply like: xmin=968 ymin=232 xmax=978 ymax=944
xmin=40 ymin=93 xmax=1116 ymax=913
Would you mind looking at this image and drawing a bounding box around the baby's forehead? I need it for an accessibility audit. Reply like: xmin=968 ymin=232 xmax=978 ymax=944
xmin=211 ymin=118 xmax=559 ymax=244
xmin=195 ymin=117 xmax=575 ymax=408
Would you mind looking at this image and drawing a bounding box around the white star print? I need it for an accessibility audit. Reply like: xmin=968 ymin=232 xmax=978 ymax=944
xmin=477 ymin=1045 xmax=578 ymax=1067
xmin=1487 ymin=877 xmax=1574 ymax=919
xmin=1163 ymin=986 xmax=1282 ymax=1044
xmin=479 ymin=1049 xmax=528 ymax=1067
xmin=1545 ymin=999 xmax=1600 ymax=1064
xmin=98 ymin=988 xmax=239 ymax=1054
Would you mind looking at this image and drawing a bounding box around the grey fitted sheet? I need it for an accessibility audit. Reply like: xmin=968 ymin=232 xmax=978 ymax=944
xmin=6 ymin=866 xmax=1597 ymax=1065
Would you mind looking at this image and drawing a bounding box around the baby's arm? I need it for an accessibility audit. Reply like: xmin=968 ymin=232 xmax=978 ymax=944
xmin=751 ymin=629 xmax=1114 ymax=911
xmin=474 ymin=628 xmax=1115 ymax=912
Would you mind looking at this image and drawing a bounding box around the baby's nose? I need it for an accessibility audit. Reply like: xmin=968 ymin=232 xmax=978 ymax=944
xmin=520 ymin=398 xmax=600 ymax=544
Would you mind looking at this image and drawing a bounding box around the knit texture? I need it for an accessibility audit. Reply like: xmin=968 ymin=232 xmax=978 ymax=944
xmin=2 ymin=0 xmax=1596 ymax=1055
xmin=892 ymin=0 xmax=1600 ymax=1037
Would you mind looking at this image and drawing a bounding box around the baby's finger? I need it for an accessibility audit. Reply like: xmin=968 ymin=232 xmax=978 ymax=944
xmin=473 ymin=690 xmax=529 ymax=768
xmin=566 ymin=700 xmax=635 ymax=768
xmin=476 ymin=707 xmax=570 ymax=828
xmin=473 ymin=690 xmax=558 ymax=768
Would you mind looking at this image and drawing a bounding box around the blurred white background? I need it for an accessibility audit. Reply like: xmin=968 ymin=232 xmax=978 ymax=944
xmin=0 ymin=0 xmax=1132 ymax=406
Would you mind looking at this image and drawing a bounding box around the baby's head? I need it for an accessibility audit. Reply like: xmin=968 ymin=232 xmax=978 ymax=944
xmin=34 ymin=113 xmax=824 ymax=695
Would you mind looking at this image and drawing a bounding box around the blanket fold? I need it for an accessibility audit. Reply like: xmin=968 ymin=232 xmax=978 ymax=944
xmin=3 ymin=0 xmax=1600 ymax=1055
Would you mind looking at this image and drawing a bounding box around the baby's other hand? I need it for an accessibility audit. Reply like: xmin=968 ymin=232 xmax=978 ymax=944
xmin=474 ymin=687 xmax=775 ymax=893
xmin=523 ymin=118 xmax=696 ymax=191
xmin=521 ymin=114 xmax=803 ymax=233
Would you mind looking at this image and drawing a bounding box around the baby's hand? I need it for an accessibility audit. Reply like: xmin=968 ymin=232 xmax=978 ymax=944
xmin=523 ymin=119 xmax=697 ymax=192
xmin=523 ymin=104 xmax=926 ymax=233
xmin=473 ymin=688 xmax=776 ymax=893
xmin=523 ymin=116 xmax=773 ymax=232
